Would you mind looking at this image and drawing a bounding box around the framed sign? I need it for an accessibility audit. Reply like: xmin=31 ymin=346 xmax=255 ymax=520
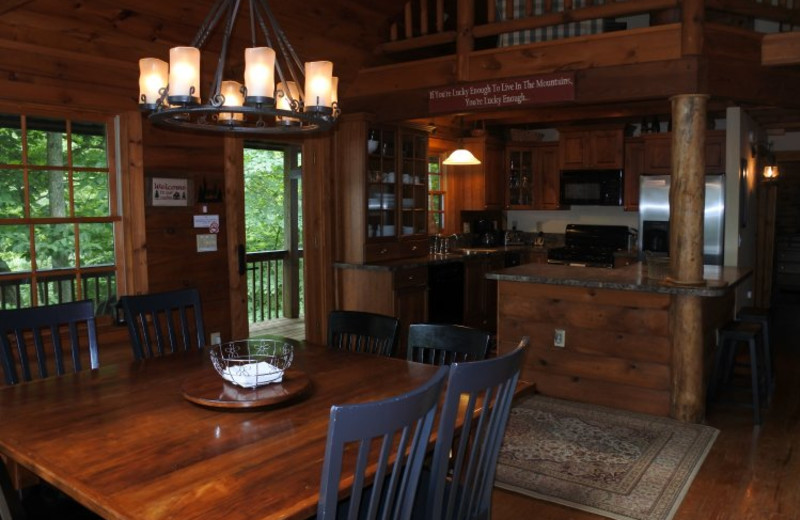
xmin=428 ymin=72 xmax=576 ymax=114
xmin=146 ymin=176 xmax=194 ymax=207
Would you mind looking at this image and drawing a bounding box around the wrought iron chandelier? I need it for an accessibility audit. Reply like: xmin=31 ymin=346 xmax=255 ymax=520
xmin=137 ymin=0 xmax=340 ymax=135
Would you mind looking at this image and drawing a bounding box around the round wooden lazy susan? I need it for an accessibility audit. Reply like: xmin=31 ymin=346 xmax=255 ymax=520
xmin=182 ymin=369 xmax=311 ymax=409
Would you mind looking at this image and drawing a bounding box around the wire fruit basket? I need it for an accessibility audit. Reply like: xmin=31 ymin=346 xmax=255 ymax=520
xmin=210 ymin=339 xmax=294 ymax=389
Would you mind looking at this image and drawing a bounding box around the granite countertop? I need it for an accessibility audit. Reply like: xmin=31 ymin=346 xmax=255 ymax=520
xmin=487 ymin=262 xmax=752 ymax=297
xmin=334 ymin=245 xmax=548 ymax=272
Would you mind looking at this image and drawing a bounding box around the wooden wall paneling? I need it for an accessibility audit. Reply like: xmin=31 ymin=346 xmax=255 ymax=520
xmin=336 ymin=269 xmax=395 ymax=316
xmin=496 ymin=280 xmax=673 ymax=415
xmin=334 ymin=114 xmax=369 ymax=263
xmin=141 ymin=121 xmax=231 ymax=343
xmin=526 ymin=371 xmax=672 ymax=416
xmin=224 ymin=136 xmax=248 ymax=342
xmin=302 ymin=134 xmax=336 ymax=345
xmin=121 ymin=112 xmax=148 ymax=295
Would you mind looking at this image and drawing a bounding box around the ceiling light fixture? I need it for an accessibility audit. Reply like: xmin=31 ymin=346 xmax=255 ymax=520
xmin=443 ymin=148 xmax=481 ymax=165
xmin=137 ymin=0 xmax=339 ymax=135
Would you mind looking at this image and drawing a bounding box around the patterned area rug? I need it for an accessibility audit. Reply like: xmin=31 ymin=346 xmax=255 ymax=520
xmin=495 ymin=395 xmax=718 ymax=520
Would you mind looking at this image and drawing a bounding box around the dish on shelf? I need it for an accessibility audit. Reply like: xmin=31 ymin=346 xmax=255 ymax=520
xmin=381 ymin=225 xmax=395 ymax=236
xmin=402 ymin=198 xmax=415 ymax=208
xmin=402 ymin=226 xmax=414 ymax=235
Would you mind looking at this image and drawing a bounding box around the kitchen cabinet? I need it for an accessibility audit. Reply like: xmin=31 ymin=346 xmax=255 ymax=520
xmin=335 ymin=265 xmax=427 ymax=358
xmin=536 ymin=143 xmax=561 ymax=210
xmin=504 ymin=142 xmax=561 ymax=210
xmin=335 ymin=114 xmax=429 ymax=264
xmin=463 ymin=254 xmax=504 ymax=332
xmin=457 ymin=136 xmax=504 ymax=211
xmin=559 ymin=128 xmax=624 ymax=170
xmin=505 ymin=145 xmax=535 ymax=209
xmin=641 ymin=130 xmax=726 ymax=175
xmin=623 ymin=138 xmax=644 ymax=211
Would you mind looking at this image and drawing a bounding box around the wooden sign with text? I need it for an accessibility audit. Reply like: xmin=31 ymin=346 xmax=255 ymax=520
xmin=428 ymin=73 xmax=576 ymax=113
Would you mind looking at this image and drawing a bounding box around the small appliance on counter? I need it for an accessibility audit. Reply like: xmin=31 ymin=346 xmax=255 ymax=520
xmin=547 ymin=224 xmax=632 ymax=268
xmin=504 ymin=228 xmax=524 ymax=246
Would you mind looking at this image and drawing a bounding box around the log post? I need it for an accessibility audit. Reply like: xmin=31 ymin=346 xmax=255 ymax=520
xmin=669 ymin=93 xmax=708 ymax=422
xmin=681 ymin=0 xmax=704 ymax=56
xmin=456 ymin=0 xmax=474 ymax=81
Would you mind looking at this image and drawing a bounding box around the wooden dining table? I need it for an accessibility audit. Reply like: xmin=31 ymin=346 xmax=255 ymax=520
xmin=0 ymin=339 xmax=441 ymax=520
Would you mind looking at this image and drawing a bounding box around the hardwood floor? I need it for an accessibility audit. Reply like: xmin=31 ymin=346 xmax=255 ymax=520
xmin=249 ymin=317 xmax=306 ymax=341
xmin=492 ymin=297 xmax=800 ymax=520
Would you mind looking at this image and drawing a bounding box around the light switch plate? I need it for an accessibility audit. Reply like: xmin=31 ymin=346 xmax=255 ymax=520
xmin=554 ymin=329 xmax=566 ymax=348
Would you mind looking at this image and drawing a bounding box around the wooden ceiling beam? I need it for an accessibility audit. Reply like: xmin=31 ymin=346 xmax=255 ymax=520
xmin=762 ymin=32 xmax=800 ymax=67
xmin=0 ymin=0 xmax=31 ymax=16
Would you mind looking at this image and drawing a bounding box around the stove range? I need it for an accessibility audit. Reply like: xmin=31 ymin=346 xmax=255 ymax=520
xmin=547 ymin=224 xmax=631 ymax=268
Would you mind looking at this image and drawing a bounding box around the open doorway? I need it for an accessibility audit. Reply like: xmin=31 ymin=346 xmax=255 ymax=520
xmin=243 ymin=142 xmax=304 ymax=339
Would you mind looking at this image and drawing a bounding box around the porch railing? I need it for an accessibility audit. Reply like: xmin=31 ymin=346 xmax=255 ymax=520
xmin=245 ymin=249 xmax=304 ymax=323
xmin=382 ymin=0 xmax=800 ymax=55
xmin=0 ymin=267 xmax=117 ymax=316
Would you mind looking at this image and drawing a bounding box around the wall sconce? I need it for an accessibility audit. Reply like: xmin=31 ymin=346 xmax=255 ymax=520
xmin=751 ymin=137 xmax=779 ymax=181
xmin=763 ymin=164 xmax=780 ymax=181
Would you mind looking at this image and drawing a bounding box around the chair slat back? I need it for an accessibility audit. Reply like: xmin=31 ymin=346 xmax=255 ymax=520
xmin=118 ymin=288 xmax=205 ymax=360
xmin=328 ymin=310 xmax=400 ymax=357
xmin=424 ymin=337 xmax=529 ymax=520
xmin=406 ymin=324 xmax=491 ymax=365
xmin=317 ymin=365 xmax=448 ymax=520
xmin=0 ymin=300 xmax=99 ymax=385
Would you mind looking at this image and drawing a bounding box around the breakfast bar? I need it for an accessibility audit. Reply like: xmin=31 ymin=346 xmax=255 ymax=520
xmin=489 ymin=262 xmax=752 ymax=419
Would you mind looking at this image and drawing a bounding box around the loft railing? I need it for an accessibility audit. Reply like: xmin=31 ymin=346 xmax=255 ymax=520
xmin=245 ymin=249 xmax=304 ymax=323
xmin=0 ymin=268 xmax=117 ymax=316
xmin=382 ymin=0 xmax=800 ymax=55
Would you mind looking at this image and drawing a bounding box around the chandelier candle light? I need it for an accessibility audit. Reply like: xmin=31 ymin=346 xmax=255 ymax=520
xmin=137 ymin=0 xmax=340 ymax=135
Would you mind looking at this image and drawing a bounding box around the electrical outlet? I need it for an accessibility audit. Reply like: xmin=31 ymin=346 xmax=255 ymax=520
xmin=554 ymin=329 xmax=566 ymax=348
xmin=210 ymin=332 xmax=221 ymax=345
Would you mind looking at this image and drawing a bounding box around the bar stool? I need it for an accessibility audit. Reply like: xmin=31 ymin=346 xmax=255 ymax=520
xmin=737 ymin=306 xmax=773 ymax=397
xmin=708 ymin=320 xmax=766 ymax=425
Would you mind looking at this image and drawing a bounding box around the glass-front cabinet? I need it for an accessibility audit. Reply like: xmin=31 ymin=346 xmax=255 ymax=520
xmin=366 ymin=126 xmax=428 ymax=240
xmin=366 ymin=127 xmax=397 ymax=239
xmin=505 ymin=146 xmax=535 ymax=209
xmin=336 ymin=114 xmax=429 ymax=264
xmin=398 ymin=132 xmax=428 ymax=237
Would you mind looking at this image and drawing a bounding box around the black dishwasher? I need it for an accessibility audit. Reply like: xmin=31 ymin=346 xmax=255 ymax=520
xmin=428 ymin=262 xmax=464 ymax=324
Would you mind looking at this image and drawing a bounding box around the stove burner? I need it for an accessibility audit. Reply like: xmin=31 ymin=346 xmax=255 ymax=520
xmin=547 ymin=224 xmax=632 ymax=268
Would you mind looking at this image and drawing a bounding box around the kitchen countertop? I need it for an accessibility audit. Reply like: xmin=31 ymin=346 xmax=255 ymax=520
xmin=334 ymin=245 xmax=546 ymax=272
xmin=487 ymin=261 xmax=752 ymax=297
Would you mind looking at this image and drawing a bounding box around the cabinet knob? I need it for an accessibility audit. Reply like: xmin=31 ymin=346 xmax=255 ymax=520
xmin=380 ymin=248 xmax=388 ymax=254
xmin=411 ymin=245 xmax=418 ymax=251
xmin=408 ymin=275 xmax=415 ymax=281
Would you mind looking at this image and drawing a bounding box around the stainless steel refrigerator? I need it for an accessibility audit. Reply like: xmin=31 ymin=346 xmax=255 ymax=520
xmin=638 ymin=174 xmax=725 ymax=266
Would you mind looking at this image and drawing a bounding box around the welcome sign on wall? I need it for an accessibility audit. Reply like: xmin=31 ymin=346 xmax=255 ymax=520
xmin=428 ymin=72 xmax=576 ymax=113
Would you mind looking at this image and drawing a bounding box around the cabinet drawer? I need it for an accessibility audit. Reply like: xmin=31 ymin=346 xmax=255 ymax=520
xmin=364 ymin=241 xmax=404 ymax=262
xmin=398 ymin=238 xmax=428 ymax=258
xmin=395 ymin=266 xmax=428 ymax=288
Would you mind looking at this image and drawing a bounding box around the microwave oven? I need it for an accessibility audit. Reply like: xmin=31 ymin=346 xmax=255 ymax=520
xmin=559 ymin=169 xmax=623 ymax=206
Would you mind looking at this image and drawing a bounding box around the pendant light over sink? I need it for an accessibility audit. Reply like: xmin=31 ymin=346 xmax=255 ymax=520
xmin=443 ymin=117 xmax=481 ymax=166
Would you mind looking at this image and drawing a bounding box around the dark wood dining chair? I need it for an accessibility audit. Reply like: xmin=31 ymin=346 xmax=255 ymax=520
xmin=118 ymin=288 xmax=205 ymax=360
xmin=0 ymin=300 xmax=99 ymax=386
xmin=417 ymin=337 xmax=529 ymax=520
xmin=317 ymin=365 xmax=449 ymax=520
xmin=327 ymin=310 xmax=400 ymax=357
xmin=406 ymin=323 xmax=491 ymax=365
